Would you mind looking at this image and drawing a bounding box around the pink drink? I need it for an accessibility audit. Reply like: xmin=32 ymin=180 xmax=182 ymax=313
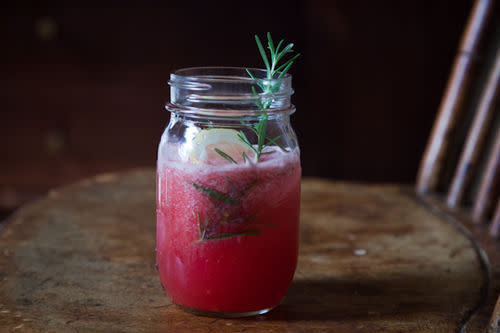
xmin=156 ymin=147 xmax=301 ymax=314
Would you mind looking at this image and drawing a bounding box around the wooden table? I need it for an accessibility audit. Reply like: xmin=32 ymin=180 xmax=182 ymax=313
xmin=0 ymin=169 xmax=495 ymax=332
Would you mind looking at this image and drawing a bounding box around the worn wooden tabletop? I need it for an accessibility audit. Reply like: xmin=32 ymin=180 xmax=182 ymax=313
xmin=0 ymin=169 xmax=490 ymax=332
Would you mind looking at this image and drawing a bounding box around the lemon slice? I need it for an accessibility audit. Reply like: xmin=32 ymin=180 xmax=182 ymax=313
xmin=189 ymin=128 xmax=254 ymax=165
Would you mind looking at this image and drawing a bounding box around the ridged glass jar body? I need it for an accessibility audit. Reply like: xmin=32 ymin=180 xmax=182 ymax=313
xmin=156 ymin=67 xmax=300 ymax=317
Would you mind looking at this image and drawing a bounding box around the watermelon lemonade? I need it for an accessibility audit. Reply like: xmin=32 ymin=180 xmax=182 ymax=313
xmin=159 ymin=54 xmax=300 ymax=316
xmin=156 ymin=141 xmax=301 ymax=315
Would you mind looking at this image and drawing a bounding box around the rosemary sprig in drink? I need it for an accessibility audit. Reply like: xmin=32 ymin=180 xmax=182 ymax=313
xmin=242 ymin=32 xmax=300 ymax=161
xmin=213 ymin=32 xmax=300 ymax=163
xmin=191 ymin=182 xmax=239 ymax=204
xmin=192 ymin=177 xmax=262 ymax=241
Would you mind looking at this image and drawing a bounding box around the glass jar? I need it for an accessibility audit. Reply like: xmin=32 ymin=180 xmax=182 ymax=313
xmin=156 ymin=67 xmax=301 ymax=317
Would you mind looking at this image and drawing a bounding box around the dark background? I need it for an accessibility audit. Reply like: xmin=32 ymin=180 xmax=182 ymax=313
xmin=1 ymin=1 xmax=473 ymax=213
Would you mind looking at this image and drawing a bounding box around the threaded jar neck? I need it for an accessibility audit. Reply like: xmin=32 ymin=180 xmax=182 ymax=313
xmin=166 ymin=67 xmax=294 ymax=117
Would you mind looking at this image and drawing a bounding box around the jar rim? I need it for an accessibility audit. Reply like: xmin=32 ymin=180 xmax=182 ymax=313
xmin=170 ymin=66 xmax=291 ymax=83
xmin=166 ymin=66 xmax=294 ymax=117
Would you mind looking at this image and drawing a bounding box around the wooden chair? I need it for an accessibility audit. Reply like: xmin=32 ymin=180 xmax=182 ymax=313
xmin=416 ymin=0 xmax=500 ymax=331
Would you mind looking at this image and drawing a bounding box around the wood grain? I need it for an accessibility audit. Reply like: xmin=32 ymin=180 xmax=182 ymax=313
xmin=0 ymin=171 xmax=488 ymax=332
xmin=417 ymin=193 xmax=500 ymax=333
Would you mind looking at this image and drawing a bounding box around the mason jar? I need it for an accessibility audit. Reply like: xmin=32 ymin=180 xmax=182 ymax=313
xmin=156 ymin=67 xmax=301 ymax=317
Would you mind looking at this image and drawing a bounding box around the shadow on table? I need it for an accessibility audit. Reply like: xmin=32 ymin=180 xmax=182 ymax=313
xmin=256 ymin=276 xmax=478 ymax=322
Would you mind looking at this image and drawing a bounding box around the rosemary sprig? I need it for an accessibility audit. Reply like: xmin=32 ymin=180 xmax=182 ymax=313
xmin=195 ymin=210 xmax=260 ymax=241
xmin=191 ymin=177 xmax=263 ymax=241
xmin=191 ymin=183 xmax=239 ymax=204
xmin=243 ymin=32 xmax=300 ymax=162
xmin=205 ymin=230 xmax=260 ymax=240
xmin=210 ymin=33 xmax=299 ymax=164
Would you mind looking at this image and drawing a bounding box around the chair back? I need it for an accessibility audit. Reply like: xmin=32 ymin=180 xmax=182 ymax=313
xmin=417 ymin=0 xmax=500 ymax=235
